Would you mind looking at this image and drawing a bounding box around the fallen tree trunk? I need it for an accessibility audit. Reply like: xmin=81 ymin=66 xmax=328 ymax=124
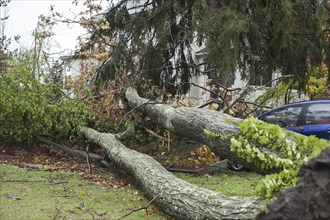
xmin=125 ymin=87 xmax=294 ymax=175
xmin=80 ymin=127 xmax=264 ymax=219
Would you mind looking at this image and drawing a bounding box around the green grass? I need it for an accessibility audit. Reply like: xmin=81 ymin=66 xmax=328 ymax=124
xmin=0 ymin=164 xmax=264 ymax=220
xmin=175 ymin=171 xmax=264 ymax=196
xmin=0 ymin=164 xmax=167 ymax=220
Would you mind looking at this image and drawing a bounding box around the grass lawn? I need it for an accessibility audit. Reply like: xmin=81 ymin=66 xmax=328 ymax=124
xmin=0 ymin=163 xmax=264 ymax=220
xmin=175 ymin=171 xmax=264 ymax=196
xmin=0 ymin=164 xmax=167 ymax=220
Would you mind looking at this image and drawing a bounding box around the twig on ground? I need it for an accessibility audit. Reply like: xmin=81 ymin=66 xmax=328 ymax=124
xmin=119 ymin=194 xmax=161 ymax=219
xmin=4 ymin=194 xmax=22 ymax=200
xmin=0 ymin=180 xmax=46 ymax=183
xmin=144 ymin=127 xmax=172 ymax=143
xmin=49 ymin=199 xmax=62 ymax=220
xmin=86 ymin=207 xmax=95 ymax=220
xmin=85 ymin=141 xmax=92 ymax=175
xmin=52 ymin=180 xmax=69 ymax=185
xmin=16 ymin=163 xmax=60 ymax=172
xmin=37 ymin=136 xmax=104 ymax=161
xmin=52 ymin=195 xmax=81 ymax=199
xmin=221 ymin=167 xmax=251 ymax=181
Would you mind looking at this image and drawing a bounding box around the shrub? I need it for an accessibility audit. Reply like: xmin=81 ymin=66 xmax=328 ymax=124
xmin=0 ymin=55 xmax=92 ymax=143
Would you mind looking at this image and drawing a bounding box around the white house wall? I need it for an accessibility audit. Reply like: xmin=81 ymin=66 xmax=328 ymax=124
xmin=189 ymin=44 xmax=308 ymax=108
xmin=189 ymin=43 xmax=210 ymax=105
xmin=64 ymin=59 xmax=82 ymax=78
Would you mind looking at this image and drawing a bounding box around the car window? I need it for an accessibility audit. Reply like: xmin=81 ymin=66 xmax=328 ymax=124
xmin=304 ymin=103 xmax=330 ymax=125
xmin=262 ymin=105 xmax=303 ymax=127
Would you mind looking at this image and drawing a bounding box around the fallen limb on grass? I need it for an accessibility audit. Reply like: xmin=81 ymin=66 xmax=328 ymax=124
xmin=37 ymin=136 xmax=105 ymax=162
xmin=80 ymin=126 xmax=264 ymax=219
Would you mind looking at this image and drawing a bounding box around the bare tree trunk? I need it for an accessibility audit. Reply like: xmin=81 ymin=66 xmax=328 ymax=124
xmin=125 ymin=87 xmax=292 ymax=175
xmin=79 ymin=127 xmax=264 ymax=219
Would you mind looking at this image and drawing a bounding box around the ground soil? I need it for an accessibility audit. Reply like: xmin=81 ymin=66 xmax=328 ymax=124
xmin=0 ymin=138 xmax=211 ymax=186
xmin=0 ymin=142 xmax=132 ymax=188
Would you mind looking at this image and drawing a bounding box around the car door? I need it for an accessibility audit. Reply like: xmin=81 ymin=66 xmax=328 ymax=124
xmin=298 ymin=102 xmax=330 ymax=140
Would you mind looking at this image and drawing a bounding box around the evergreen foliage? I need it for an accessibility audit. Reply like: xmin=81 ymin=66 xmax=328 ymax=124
xmin=87 ymin=0 xmax=328 ymax=94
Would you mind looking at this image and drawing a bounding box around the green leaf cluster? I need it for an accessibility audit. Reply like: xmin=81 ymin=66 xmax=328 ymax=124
xmin=0 ymin=57 xmax=92 ymax=143
xmin=257 ymin=168 xmax=299 ymax=199
xmin=229 ymin=117 xmax=328 ymax=199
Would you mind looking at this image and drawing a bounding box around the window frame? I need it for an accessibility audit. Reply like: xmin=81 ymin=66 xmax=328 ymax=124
xmin=301 ymin=101 xmax=330 ymax=126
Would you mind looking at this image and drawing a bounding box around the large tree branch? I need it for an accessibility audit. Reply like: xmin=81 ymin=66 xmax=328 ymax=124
xmin=125 ymin=87 xmax=294 ymax=175
xmin=79 ymin=126 xmax=264 ymax=219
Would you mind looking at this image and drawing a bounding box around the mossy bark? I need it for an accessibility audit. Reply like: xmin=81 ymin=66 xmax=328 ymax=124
xmin=80 ymin=127 xmax=264 ymax=220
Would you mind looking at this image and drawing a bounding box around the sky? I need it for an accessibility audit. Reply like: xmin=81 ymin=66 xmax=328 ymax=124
xmin=2 ymin=0 xmax=114 ymax=58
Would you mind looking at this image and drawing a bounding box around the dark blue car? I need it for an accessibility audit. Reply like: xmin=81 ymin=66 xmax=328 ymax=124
xmin=258 ymin=99 xmax=330 ymax=140
xmin=229 ymin=99 xmax=330 ymax=171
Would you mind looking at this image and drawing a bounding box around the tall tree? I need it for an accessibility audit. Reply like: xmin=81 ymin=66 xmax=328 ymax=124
xmin=76 ymin=0 xmax=327 ymax=94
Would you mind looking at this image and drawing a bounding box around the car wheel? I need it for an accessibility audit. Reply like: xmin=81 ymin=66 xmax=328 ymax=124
xmin=228 ymin=162 xmax=245 ymax=172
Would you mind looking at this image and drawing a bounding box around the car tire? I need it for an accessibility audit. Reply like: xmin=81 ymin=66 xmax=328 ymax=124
xmin=228 ymin=162 xmax=245 ymax=172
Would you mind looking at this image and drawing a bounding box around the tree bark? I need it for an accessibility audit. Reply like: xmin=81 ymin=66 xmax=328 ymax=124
xmin=79 ymin=127 xmax=264 ymax=220
xmin=125 ymin=87 xmax=291 ymax=175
